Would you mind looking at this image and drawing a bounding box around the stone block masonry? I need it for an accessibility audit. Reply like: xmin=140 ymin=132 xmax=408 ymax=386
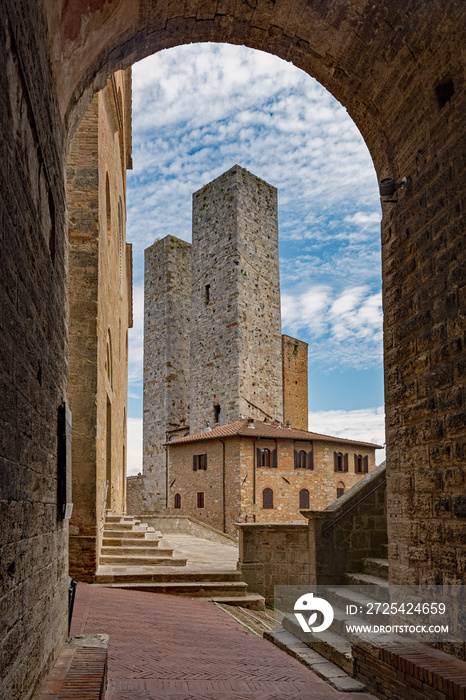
xmin=282 ymin=335 xmax=309 ymax=430
xmin=143 ymin=236 xmax=192 ymax=511
xmin=190 ymin=165 xmax=283 ymax=433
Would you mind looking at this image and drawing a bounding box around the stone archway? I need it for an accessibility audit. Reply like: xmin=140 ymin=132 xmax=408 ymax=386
xmin=1 ymin=1 xmax=465 ymax=696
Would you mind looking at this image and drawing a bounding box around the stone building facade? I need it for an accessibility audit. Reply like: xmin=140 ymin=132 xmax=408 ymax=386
xmin=165 ymin=419 xmax=380 ymax=535
xmin=1 ymin=2 xmax=465 ymax=697
xmin=66 ymin=69 xmax=133 ymax=581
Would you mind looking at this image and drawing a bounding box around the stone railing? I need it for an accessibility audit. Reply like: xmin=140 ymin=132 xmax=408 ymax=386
xmin=237 ymin=462 xmax=387 ymax=600
xmin=303 ymin=461 xmax=387 ymax=585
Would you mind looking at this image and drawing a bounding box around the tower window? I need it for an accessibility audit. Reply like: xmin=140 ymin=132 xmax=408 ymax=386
xmin=174 ymin=493 xmax=181 ymax=509
xmin=197 ymin=492 xmax=205 ymax=508
xmin=214 ymin=404 xmax=220 ymax=423
xmin=205 ymin=284 xmax=210 ymax=303
xmin=262 ymin=488 xmax=273 ymax=509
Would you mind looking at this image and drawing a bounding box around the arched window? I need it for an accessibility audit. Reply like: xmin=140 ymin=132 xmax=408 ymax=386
xmin=118 ymin=197 xmax=124 ymax=295
xmin=299 ymin=488 xmax=310 ymax=509
xmin=262 ymin=488 xmax=273 ymax=509
xmin=334 ymin=452 xmax=348 ymax=472
xmin=337 ymin=482 xmax=345 ymax=498
xmin=105 ymin=173 xmax=111 ymax=240
xmin=106 ymin=329 xmax=113 ymax=389
xmin=260 ymin=448 xmax=270 ymax=467
xmin=174 ymin=493 xmax=181 ymax=509
xmin=298 ymin=450 xmax=307 ymax=468
xmin=257 ymin=447 xmax=277 ymax=468
xmin=294 ymin=448 xmax=312 ymax=469
xmin=354 ymin=454 xmax=369 ymax=474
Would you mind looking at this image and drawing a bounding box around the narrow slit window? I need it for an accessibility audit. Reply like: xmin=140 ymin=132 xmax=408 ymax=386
xmin=205 ymin=284 xmax=210 ymax=303
xmin=197 ymin=492 xmax=205 ymax=508
xmin=174 ymin=493 xmax=181 ymax=509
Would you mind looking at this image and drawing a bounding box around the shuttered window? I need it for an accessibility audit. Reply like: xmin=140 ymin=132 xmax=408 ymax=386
xmin=257 ymin=447 xmax=277 ymax=468
xmin=197 ymin=492 xmax=205 ymax=508
xmin=174 ymin=493 xmax=181 ymax=509
xmin=193 ymin=454 xmax=207 ymax=471
xmin=295 ymin=448 xmax=313 ymax=469
xmin=262 ymin=488 xmax=273 ymax=509
xmin=334 ymin=452 xmax=349 ymax=472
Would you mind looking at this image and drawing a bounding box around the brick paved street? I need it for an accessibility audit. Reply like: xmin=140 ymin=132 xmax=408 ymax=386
xmin=70 ymin=583 xmax=375 ymax=699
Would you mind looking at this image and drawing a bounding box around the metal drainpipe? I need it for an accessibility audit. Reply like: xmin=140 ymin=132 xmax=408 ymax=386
xmin=253 ymin=437 xmax=257 ymax=506
xmin=220 ymin=438 xmax=226 ymax=533
xmin=165 ymin=433 xmax=169 ymax=509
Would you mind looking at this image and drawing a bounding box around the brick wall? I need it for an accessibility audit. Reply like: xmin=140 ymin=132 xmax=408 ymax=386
xmin=282 ymin=335 xmax=308 ymax=430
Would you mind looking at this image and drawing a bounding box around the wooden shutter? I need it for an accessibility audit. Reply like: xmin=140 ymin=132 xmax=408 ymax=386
xmin=334 ymin=452 xmax=338 ymax=471
xmin=354 ymin=454 xmax=358 ymax=472
xmin=294 ymin=450 xmax=299 ymax=469
xmin=257 ymin=447 xmax=261 ymax=467
xmin=271 ymin=449 xmax=277 ymax=468
xmin=203 ymin=453 xmax=208 ymax=470
xmin=299 ymin=488 xmax=310 ymax=509
xmin=197 ymin=492 xmax=204 ymax=508
xmin=364 ymin=455 xmax=369 ymax=473
xmin=344 ymin=453 xmax=349 ymax=472
xmin=307 ymin=451 xmax=314 ymax=470
xmin=193 ymin=455 xmax=197 ymax=471
xmin=263 ymin=488 xmax=273 ymax=509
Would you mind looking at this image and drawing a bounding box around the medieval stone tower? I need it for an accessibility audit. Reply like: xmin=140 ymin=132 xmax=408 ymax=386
xmin=190 ymin=165 xmax=283 ymax=433
xmin=142 ymin=236 xmax=191 ymax=510
xmin=139 ymin=165 xmax=303 ymax=511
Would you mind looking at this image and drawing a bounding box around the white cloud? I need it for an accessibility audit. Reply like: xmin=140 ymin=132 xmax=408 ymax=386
xmin=127 ymin=417 xmax=143 ymax=476
xmin=308 ymin=407 xmax=386 ymax=464
xmin=281 ymin=285 xmax=383 ymax=370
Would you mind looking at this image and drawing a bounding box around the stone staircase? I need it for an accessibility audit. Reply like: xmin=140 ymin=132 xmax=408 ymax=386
xmin=278 ymin=553 xmax=390 ymax=676
xmin=97 ymin=513 xmax=188 ymax=568
xmin=95 ymin=513 xmax=265 ymax=610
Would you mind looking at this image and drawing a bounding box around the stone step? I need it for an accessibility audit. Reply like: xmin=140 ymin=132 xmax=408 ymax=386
xmin=102 ymin=537 xmax=162 ymax=547
xmin=94 ymin=580 xmax=250 ymax=598
xmin=362 ymin=557 xmax=389 ymax=580
xmin=100 ymin=546 xmax=174 ymax=557
xmin=211 ymin=594 xmax=265 ymax=611
xmin=103 ymin=522 xmax=144 ymax=531
xmin=282 ymin=614 xmax=354 ymax=675
xmin=94 ymin=569 xmax=243 ymax=584
xmin=326 ymin=584 xmax=387 ymax=613
xmin=265 ymin=627 xmax=368 ymax=694
xmin=105 ymin=514 xmax=138 ymax=523
xmin=343 ymin=572 xmax=390 ymax=600
xmin=99 ymin=554 xmax=187 ymax=566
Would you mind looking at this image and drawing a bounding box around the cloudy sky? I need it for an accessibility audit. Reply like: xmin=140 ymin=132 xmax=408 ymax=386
xmin=126 ymin=43 xmax=385 ymax=475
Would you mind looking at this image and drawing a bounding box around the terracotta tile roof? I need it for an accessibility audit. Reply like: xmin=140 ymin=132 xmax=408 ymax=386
xmin=165 ymin=419 xmax=382 ymax=449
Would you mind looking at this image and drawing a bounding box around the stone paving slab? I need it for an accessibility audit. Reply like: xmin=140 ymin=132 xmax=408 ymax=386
xmin=70 ymin=583 xmax=376 ymax=699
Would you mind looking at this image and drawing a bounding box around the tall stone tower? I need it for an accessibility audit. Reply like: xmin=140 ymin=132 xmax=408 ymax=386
xmin=282 ymin=335 xmax=309 ymax=430
xmin=142 ymin=236 xmax=192 ymax=509
xmin=190 ymin=165 xmax=283 ymax=433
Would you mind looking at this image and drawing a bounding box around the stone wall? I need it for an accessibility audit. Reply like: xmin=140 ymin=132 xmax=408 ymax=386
xmin=190 ymin=166 xmax=283 ymax=433
xmin=143 ymin=236 xmax=192 ymax=511
xmin=238 ymin=523 xmax=310 ymax=603
xmin=66 ymin=70 xmax=132 ymax=581
xmin=282 ymin=335 xmax=308 ymax=430
xmin=167 ymin=433 xmax=377 ymax=533
xmin=0 ymin=2 xmax=69 ymax=696
xmin=305 ymin=462 xmax=387 ymax=585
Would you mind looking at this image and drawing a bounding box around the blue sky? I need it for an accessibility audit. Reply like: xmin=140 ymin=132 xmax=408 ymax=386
xmin=126 ymin=43 xmax=385 ymax=474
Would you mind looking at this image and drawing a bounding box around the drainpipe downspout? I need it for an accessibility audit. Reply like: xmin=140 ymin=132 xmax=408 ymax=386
xmin=165 ymin=433 xmax=169 ymax=510
xmin=220 ymin=438 xmax=226 ymax=533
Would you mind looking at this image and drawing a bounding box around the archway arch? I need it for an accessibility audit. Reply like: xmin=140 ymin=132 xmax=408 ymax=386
xmin=1 ymin=4 xmax=465 ymax=695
